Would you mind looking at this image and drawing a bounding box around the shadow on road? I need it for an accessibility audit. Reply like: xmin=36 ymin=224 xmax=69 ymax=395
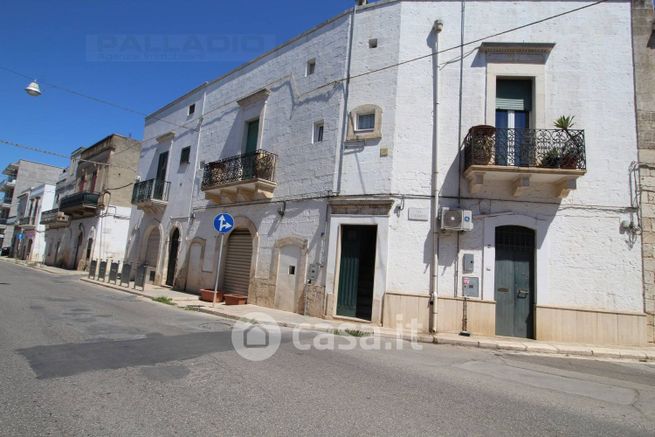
xmin=17 ymin=331 xmax=236 ymax=379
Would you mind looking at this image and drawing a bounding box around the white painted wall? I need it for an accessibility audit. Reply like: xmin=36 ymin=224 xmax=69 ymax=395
xmin=129 ymin=0 xmax=643 ymax=319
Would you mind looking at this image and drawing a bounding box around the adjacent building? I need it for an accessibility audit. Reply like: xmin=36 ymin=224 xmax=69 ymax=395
xmin=0 ymin=160 xmax=62 ymax=255
xmin=633 ymin=0 xmax=655 ymax=344
xmin=42 ymin=134 xmax=140 ymax=270
xmin=13 ymin=183 xmax=56 ymax=262
xmin=122 ymin=0 xmax=647 ymax=345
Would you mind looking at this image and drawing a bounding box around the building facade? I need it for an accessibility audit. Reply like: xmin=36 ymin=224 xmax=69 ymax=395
xmin=43 ymin=134 xmax=141 ymax=270
xmin=127 ymin=0 xmax=647 ymax=345
xmin=633 ymin=0 xmax=655 ymax=344
xmin=12 ymin=183 xmax=56 ymax=262
xmin=0 ymin=160 xmax=62 ymax=255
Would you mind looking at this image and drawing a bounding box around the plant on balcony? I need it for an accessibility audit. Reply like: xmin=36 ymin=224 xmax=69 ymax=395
xmin=469 ymin=125 xmax=496 ymax=165
xmin=554 ymin=115 xmax=584 ymax=169
xmin=539 ymin=147 xmax=561 ymax=168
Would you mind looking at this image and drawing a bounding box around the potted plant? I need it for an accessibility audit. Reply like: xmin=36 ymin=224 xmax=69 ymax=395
xmin=539 ymin=147 xmax=561 ymax=168
xmin=200 ymin=288 xmax=224 ymax=303
xmin=224 ymin=293 xmax=248 ymax=305
xmin=468 ymin=125 xmax=496 ymax=165
xmin=554 ymin=115 xmax=583 ymax=169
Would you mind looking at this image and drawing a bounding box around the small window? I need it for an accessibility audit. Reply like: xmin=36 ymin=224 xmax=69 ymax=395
xmin=288 ymin=265 xmax=296 ymax=275
xmin=180 ymin=146 xmax=191 ymax=164
xmin=188 ymin=104 xmax=196 ymax=116
xmin=368 ymin=38 xmax=378 ymax=49
xmin=306 ymin=59 xmax=316 ymax=76
xmin=313 ymin=122 xmax=324 ymax=143
xmin=357 ymin=113 xmax=376 ymax=131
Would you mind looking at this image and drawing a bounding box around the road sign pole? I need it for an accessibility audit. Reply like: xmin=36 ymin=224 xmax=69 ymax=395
xmin=212 ymin=233 xmax=225 ymax=307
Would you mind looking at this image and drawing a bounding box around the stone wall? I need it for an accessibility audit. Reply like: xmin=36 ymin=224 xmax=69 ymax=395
xmin=633 ymin=0 xmax=655 ymax=342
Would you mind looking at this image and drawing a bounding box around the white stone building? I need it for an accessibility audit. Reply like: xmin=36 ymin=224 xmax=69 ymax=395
xmin=126 ymin=0 xmax=647 ymax=345
xmin=13 ymin=183 xmax=56 ymax=263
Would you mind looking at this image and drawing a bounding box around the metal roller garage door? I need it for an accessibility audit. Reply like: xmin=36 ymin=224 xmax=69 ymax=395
xmin=223 ymin=230 xmax=253 ymax=295
xmin=145 ymin=231 xmax=160 ymax=267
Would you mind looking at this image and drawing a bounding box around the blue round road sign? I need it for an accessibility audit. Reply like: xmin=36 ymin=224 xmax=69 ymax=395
xmin=213 ymin=213 xmax=235 ymax=234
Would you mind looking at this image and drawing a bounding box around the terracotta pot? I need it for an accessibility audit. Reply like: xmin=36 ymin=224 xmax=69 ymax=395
xmin=200 ymin=289 xmax=224 ymax=303
xmin=224 ymin=294 xmax=248 ymax=305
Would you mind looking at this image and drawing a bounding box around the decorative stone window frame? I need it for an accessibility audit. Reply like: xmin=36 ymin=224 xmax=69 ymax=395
xmin=481 ymin=42 xmax=554 ymax=129
xmin=346 ymin=104 xmax=383 ymax=142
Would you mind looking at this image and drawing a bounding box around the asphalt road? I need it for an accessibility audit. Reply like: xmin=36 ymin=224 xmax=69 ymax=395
xmin=1 ymin=261 xmax=654 ymax=436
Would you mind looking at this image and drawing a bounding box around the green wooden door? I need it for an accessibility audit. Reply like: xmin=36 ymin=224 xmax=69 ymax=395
xmin=245 ymin=119 xmax=259 ymax=154
xmin=336 ymin=225 xmax=376 ymax=320
xmin=494 ymin=226 xmax=535 ymax=338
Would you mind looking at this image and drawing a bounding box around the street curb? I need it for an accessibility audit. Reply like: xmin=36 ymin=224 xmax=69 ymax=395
xmin=77 ymin=276 xmax=655 ymax=362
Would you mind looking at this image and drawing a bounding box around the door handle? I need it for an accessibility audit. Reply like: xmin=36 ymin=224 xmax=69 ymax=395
xmin=517 ymin=289 xmax=529 ymax=298
xmin=497 ymin=287 xmax=509 ymax=293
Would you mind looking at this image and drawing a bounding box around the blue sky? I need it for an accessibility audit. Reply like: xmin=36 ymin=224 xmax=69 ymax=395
xmin=0 ymin=0 xmax=353 ymax=174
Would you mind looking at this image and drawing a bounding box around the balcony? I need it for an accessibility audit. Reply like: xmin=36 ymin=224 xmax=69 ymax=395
xmin=132 ymin=179 xmax=170 ymax=213
xmin=463 ymin=126 xmax=586 ymax=198
xmin=201 ymin=150 xmax=277 ymax=204
xmin=0 ymin=178 xmax=15 ymax=192
xmin=40 ymin=209 xmax=70 ymax=228
xmin=59 ymin=191 xmax=100 ymax=217
xmin=0 ymin=217 xmax=6 ymax=229
xmin=17 ymin=216 xmax=37 ymax=229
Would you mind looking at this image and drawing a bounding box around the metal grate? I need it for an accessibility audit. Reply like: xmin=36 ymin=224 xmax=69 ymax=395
xmin=201 ymin=150 xmax=277 ymax=190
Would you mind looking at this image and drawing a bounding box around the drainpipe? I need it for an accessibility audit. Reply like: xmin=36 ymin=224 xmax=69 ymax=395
xmin=334 ymin=5 xmax=356 ymax=196
xmin=429 ymin=19 xmax=443 ymax=333
xmin=189 ymin=84 xmax=209 ymax=224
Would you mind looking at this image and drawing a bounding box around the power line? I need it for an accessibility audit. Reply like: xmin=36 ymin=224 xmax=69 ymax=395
xmin=1 ymin=0 xmax=608 ymax=165
xmin=142 ymin=0 xmax=609 ymax=144
xmin=0 ymin=65 xmax=199 ymax=134
xmin=0 ymin=138 xmax=137 ymax=171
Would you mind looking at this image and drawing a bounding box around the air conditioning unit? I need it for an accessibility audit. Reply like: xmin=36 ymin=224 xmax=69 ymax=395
xmin=440 ymin=207 xmax=473 ymax=232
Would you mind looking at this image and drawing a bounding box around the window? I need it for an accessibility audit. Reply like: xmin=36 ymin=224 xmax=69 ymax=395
xmin=188 ymin=104 xmax=196 ymax=116
xmin=306 ymin=59 xmax=316 ymax=76
xmin=357 ymin=113 xmax=376 ymax=131
xmin=180 ymin=146 xmax=191 ymax=164
xmin=346 ymin=104 xmax=383 ymax=141
xmin=369 ymin=38 xmax=378 ymax=49
xmin=313 ymin=122 xmax=324 ymax=143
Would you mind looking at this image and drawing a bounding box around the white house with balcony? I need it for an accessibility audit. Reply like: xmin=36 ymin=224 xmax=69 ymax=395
xmin=126 ymin=0 xmax=647 ymax=345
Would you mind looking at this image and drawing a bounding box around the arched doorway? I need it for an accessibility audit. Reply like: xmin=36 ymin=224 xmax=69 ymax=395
xmin=222 ymin=229 xmax=253 ymax=296
xmin=144 ymin=227 xmax=160 ymax=269
xmin=494 ymin=225 xmax=536 ymax=339
xmin=73 ymin=231 xmax=84 ymax=270
xmin=85 ymin=238 xmax=93 ymax=263
xmin=166 ymin=228 xmax=180 ymax=286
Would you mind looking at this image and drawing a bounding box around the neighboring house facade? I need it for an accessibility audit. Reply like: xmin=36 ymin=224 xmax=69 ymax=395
xmin=13 ymin=183 xmax=56 ymax=262
xmin=633 ymin=0 xmax=655 ymax=343
xmin=0 ymin=160 xmax=62 ymax=256
xmin=42 ymin=134 xmax=140 ymax=270
xmin=127 ymin=0 xmax=647 ymax=345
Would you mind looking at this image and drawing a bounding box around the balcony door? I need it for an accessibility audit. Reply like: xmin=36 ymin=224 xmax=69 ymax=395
xmin=496 ymin=79 xmax=532 ymax=167
xmin=245 ymin=119 xmax=259 ymax=154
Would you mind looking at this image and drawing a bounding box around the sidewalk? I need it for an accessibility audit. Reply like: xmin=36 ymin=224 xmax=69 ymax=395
xmin=0 ymin=256 xmax=87 ymax=276
xmin=79 ymin=275 xmax=655 ymax=362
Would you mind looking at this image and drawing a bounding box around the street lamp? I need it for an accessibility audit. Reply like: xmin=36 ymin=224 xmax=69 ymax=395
xmin=25 ymin=80 xmax=41 ymax=97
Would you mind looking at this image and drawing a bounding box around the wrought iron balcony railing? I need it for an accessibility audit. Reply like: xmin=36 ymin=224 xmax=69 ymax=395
xmin=59 ymin=191 xmax=100 ymax=214
xmin=202 ymin=150 xmax=277 ymax=191
xmin=132 ymin=179 xmax=170 ymax=205
xmin=40 ymin=209 xmax=69 ymax=226
xmin=17 ymin=216 xmax=35 ymax=226
xmin=0 ymin=217 xmax=7 ymax=225
xmin=463 ymin=127 xmax=586 ymax=171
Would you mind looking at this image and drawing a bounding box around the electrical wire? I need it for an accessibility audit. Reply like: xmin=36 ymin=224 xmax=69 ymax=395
xmin=0 ymin=138 xmax=137 ymax=171
xmin=0 ymin=0 xmax=609 ymax=170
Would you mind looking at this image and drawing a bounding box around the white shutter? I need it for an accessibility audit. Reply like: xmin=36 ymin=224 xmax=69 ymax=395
xmin=145 ymin=231 xmax=160 ymax=267
xmin=223 ymin=230 xmax=253 ymax=295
